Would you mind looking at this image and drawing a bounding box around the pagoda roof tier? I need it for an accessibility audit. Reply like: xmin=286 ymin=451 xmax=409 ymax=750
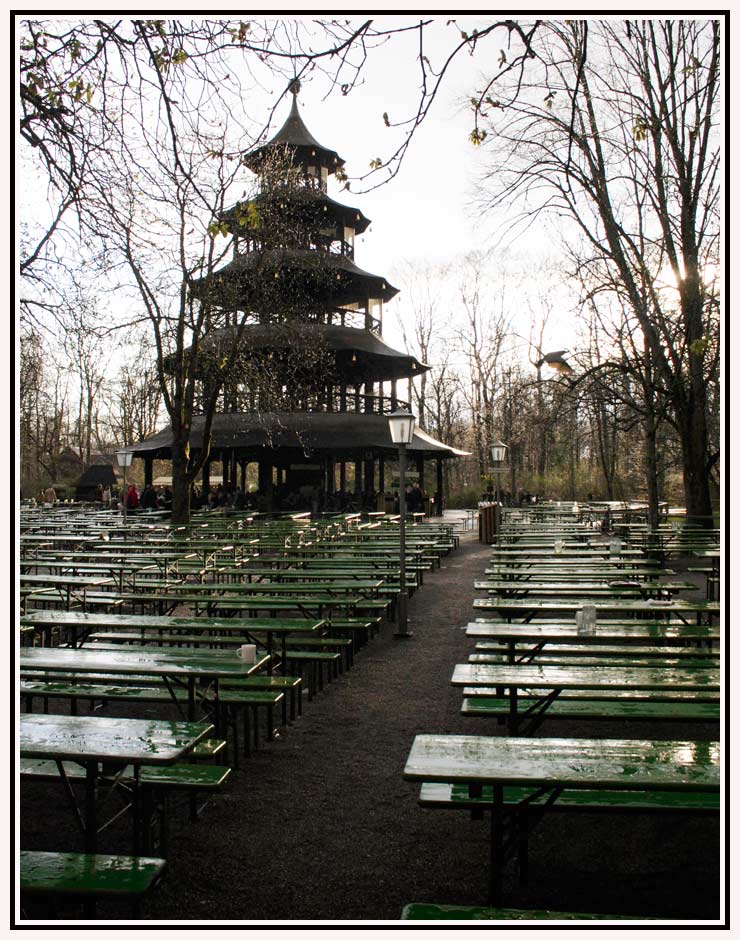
xmin=221 ymin=190 xmax=371 ymax=236
xmin=187 ymin=323 xmax=428 ymax=383
xmin=126 ymin=412 xmax=468 ymax=461
xmin=244 ymin=95 xmax=344 ymax=174
xmin=194 ymin=249 xmax=399 ymax=309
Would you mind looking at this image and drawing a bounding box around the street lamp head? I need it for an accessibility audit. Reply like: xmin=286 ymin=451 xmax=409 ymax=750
xmin=388 ymin=409 xmax=416 ymax=445
xmin=116 ymin=450 xmax=134 ymax=469
xmin=490 ymin=440 xmax=508 ymax=464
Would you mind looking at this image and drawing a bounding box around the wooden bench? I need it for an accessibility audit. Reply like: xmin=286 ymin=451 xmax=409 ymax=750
xmin=283 ymin=650 xmax=342 ymax=698
xmin=460 ymin=693 xmax=719 ymax=724
xmin=419 ymin=780 xmax=719 ymax=814
xmin=20 ymin=850 xmax=166 ymax=917
xmin=401 ymin=902 xmax=648 ymax=920
xmin=417 ymin=780 xmax=718 ymax=885
xmin=283 ymin=635 xmax=354 ymax=670
xmin=327 ymin=617 xmax=382 ymax=646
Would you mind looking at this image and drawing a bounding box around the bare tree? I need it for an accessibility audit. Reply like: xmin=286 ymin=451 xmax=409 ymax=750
xmin=476 ymin=19 xmax=720 ymax=524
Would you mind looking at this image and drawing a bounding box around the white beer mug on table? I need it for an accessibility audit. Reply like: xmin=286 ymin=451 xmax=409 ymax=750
xmin=237 ymin=643 xmax=257 ymax=663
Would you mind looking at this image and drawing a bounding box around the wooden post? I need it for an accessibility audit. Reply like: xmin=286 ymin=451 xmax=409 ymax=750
xmin=144 ymin=457 xmax=153 ymax=489
xmin=436 ymin=457 xmax=444 ymax=516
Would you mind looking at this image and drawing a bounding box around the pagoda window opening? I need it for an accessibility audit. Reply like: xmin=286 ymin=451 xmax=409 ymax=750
xmin=367 ymin=297 xmax=382 ymax=334
xmin=343 ymin=226 xmax=355 ymax=259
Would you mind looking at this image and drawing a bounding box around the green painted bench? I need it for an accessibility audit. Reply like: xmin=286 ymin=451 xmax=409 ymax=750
xmin=460 ymin=694 xmax=720 ymax=723
xmin=401 ymin=902 xmax=648 ymax=920
xmin=418 ymin=781 xmax=719 ymax=814
xmin=221 ymin=674 xmax=303 ymax=722
xmin=417 ymin=780 xmax=718 ymax=885
xmin=326 ymin=617 xmax=382 ymax=645
xmin=283 ymin=635 xmax=354 ymax=670
xmin=283 ymin=650 xmax=342 ymax=698
xmin=20 ymin=850 xmax=166 ymax=916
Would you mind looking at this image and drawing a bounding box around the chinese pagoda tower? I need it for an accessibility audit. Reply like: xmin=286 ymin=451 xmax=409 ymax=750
xmin=130 ymin=88 xmax=463 ymax=511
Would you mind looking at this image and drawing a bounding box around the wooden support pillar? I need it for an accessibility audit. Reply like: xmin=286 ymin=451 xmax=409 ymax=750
xmin=327 ymin=460 xmax=336 ymax=494
xmin=390 ymin=379 xmax=398 ymax=410
xmin=258 ymin=460 xmax=272 ymax=507
xmin=354 ymin=386 xmax=361 ymax=413
xmin=364 ymin=381 xmax=374 ymax=414
xmin=436 ymin=457 xmax=444 ymax=516
xmin=378 ymin=458 xmax=385 ymax=496
xmin=339 ymin=385 xmax=347 ymax=412
xmin=144 ymin=457 xmax=153 ymax=489
xmin=230 ymin=452 xmax=238 ymax=490
xmin=364 ymin=457 xmax=375 ymax=495
xmin=416 ymin=455 xmax=425 ymax=489
xmin=339 ymin=461 xmax=346 ymax=494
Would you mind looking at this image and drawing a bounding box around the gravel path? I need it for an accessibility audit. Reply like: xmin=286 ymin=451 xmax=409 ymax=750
xmin=20 ymin=529 xmax=719 ymax=922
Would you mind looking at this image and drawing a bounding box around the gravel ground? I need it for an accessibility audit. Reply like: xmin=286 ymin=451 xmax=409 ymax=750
xmin=19 ymin=529 xmax=721 ymax=924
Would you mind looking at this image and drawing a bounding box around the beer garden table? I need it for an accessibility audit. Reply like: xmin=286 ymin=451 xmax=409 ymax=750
xmin=19 ymin=645 xmax=270 ymax=729
xmin=19 ymin=713 xmax=213 ymax=853
xmin=450 ymin=662 xmax=720 ymax=734
xmin=472 ymin=596 xmax=720 ymax=624
xmin=403 ymin=734 xmax=720 ymax=905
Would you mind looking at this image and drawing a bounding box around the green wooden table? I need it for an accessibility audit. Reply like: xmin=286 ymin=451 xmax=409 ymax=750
xmin=483 ymin=565 xmax=672 ymax=581
xmin=20 ymin=574 xmax=116 ymax=612
xmin=465 ymin=620 xmax=720 ymax=653
xmin=404 ymin=733 xmax=720 ymax=904
xmin=451 ymin=661 xmax=720 ymax=734
xmin=19 ymin=645 xmax=269 ymax=730
xmin=20 ymin=713 xmax=213 ymax=853
xmin=474 ymin=579 xmax=696 ymax=598
xmin=472 ymin=596 xmax=719 ymax=624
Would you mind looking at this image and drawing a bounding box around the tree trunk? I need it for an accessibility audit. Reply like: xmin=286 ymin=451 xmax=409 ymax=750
xmin=644 ymin=406 xmax=660 ymax=532
xmin=170 ymin=440 xmax=191 ymax=524
xmin=678 ymin=416 xmax=714 ymax=528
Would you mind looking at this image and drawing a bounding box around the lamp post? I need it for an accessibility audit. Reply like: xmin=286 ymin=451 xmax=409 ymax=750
xmin=388 ymin=409 xmax=416 ymax=638
xmin=116 ymin=450 xmax=134 ymax=522
xmin=489 ymin=440 xmax=508 ymax=504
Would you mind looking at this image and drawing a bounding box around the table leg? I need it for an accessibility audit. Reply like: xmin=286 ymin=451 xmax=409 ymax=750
xmin=84 ymin=762 xmax=98 ymax=853
xmin=508 ymin=686 xmax=519 ymax=735
xmin=187 ymin=676 xmax=195 ymax=721
xmin=490 ymin=782 xmax=504 ymax=906
xmin=132 ymin=764 xmax=141 ymax=855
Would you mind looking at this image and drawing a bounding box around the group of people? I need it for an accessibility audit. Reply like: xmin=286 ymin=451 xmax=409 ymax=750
xmin=403 ymin=481 xmax=426 ymax=513
xmin=94 ymin=482 xmax=173 ymax=512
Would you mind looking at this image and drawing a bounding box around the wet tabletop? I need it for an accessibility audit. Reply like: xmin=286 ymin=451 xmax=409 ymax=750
xmin=404 ymin=734 xmax=720 ymax=792
xmin=465 ymin=622 xmax=720 ymax=642
xmin=20 ymin=645 xmax=270 ymax=676
xmin=452 ymin=662 xmax=720 ymax=692
xmin=20 ymin=713 xmax=213 ymax=764
xmin=21 ymin=611 xmax=326 ymax=633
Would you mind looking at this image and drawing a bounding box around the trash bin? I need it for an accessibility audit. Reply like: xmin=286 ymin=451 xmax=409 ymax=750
xmin=478 ymin=501 xmax=500 ymax=543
